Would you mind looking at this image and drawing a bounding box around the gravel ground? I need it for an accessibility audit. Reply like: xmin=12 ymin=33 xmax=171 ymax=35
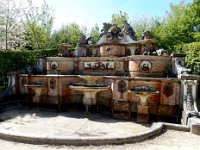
xmin=0 ymin=130 xmax=199 ymax=150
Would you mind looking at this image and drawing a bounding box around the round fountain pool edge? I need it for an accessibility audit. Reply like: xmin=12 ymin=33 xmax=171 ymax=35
xmin=0 ymin=109 xmax=190 ymax=145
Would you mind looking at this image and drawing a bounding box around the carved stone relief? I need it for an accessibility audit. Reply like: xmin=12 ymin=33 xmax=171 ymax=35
xmin=84 ymin=61 xmax=114 ymax=70
xmin=50 ymin=78 xmax=56 ymax=89
xmin=163 ymin=82 xmax=174 ymax=97
xmin=50 ymin=62 xmax=58 ymax=70
xmin=140 ymin=60 xmax=152 ymax=72
xmin=117 ymin=80 xmax=127 ymax=98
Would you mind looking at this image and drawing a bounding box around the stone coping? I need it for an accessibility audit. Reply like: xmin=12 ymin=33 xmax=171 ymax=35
xmin=0 ymin=122 xmax=189 ymax=145
xmin=17 ymin=74 xmax=180 ymax=81
xmin=45 ymin=55 xmax=170 ymax=60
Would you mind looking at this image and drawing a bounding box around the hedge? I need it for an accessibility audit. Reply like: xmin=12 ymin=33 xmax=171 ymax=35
xmin=0 ymin=49 xmax=58 ymax=92
xmin=175 ymin=42 xmax=200 ymax=75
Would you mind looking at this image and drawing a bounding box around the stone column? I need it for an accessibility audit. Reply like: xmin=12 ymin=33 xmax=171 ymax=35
xmin=0 ymin=72 xmax=17 ymax=97
xmin=180 ymin=75 xmax=200 ymax=125
xmin=182 ymin=80 xmax=199 ymax=113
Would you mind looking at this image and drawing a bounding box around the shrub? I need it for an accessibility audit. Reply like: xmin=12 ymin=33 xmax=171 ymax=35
xmin=175 ymin=42 xmax=200 ymax=75
xmin=0 ymin=49 xmax=58 ymax=92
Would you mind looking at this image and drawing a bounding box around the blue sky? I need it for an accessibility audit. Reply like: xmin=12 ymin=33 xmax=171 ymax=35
xmin=33 ymin=0 xmax=192 ymax=30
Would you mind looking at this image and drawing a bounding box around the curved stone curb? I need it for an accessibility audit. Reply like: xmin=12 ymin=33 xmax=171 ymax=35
xmin=0 ymin=122 xmax=190 ymax=145
xmin=161 ymin=122 xmax=190 ymax=132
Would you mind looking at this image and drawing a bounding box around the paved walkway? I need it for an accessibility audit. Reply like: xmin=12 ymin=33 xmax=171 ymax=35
xmin=0 ymin=109 xmax=151 ymax=139
xmin=0 ymin=109 xmax=200 ymax=149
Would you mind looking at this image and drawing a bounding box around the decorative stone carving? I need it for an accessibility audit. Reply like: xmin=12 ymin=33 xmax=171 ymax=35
xmin=182 ymin=80 xmax=199 ymax=118
xmin=163 ymin=82 xmax=174 ymax=97
xmin=142 ymin=31 xmax=153 ymax=39
xmin=123 ymin=20 xmax=136 ymax=39
xmin=50 ymin=61 xmax=58 ymax=70
xmin=172 ymin=55 xmax=191 ymax=76
xmin=117 ymin=80 xmax=127 ymax=98
xmin=33 ymin=58 xmax=45 ymax=74
xmin=117 ymin=80 xmax=127 ymax=93
xmin=84 ymin=61 xmax=114 ymax=70
xmin=79 ymin=34 xmax=86 ymax=47
xmin=100 ymin=22 xmax=113 ymax=35
xmin=110 ymin=24 xmax=121 ymax=37
xmin=106 ymin=33 xmax=113 ymax=40
xmin=176 ymin=60 xmax=191 ymax=74
xmin=50 ymin=78 xmax=56 ymax=89
xmin=139 ymin=60 xmax=152 ymax=72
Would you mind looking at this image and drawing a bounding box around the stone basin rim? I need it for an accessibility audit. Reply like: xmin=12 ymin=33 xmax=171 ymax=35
xmin=69 ymin=85 xmax=110 ymax=89
xmin=128 ymin=90 xmax=160 ymax=94
xmin=0 ymin=122 xmax=190 ymax=145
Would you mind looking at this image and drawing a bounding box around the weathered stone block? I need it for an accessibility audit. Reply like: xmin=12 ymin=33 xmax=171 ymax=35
xmin=191 ymin=124 xmax=200 ymax=135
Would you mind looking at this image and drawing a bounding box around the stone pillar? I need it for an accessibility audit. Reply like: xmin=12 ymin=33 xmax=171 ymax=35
xmin=180 ymin=75 xmax=200 ymax=125
xmin=0 ymin=72 xmax=17 ymax=97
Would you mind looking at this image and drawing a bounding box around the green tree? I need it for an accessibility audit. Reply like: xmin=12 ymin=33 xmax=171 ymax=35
xmin=0 ymin=0 xmax=27 ymax=50
xmin=25 ymin=0 xmax=54 ymax=50
xmin=111 ymin=11 xmax=129 ymax=28
xmin=89 ymin=24 xmax=100 ymax=43
xmin=187 ymin=0 xmax=200 ymax=42
xmin=132 ymin=16 xmax=160 ymax=39
xmin=152 ymin=2 xmax=193 ymax=52
xmin=52 ymin=23 xmax=83 ymax=47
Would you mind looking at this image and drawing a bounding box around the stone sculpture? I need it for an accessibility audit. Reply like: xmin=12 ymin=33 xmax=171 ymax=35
xmin=100 ymin=22 xmax=113 ymax=36
xmin=123 ymin=20 xmax=136 ymax=39
xmin=142 ymin=31 xmax=153 ymax=40
xmin=184 ymin=81 xmax=199 ymax=117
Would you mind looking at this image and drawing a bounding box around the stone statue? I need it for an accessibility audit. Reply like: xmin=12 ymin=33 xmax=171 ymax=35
xmin=85 ymin=37 xmax=92 ymax=45
xmin=142 ymin=31 xmax=153 ymax=39
xmin=33 ymin=58 xmax=45 ymax=74
xmin=184 ymin=83 xmax=199 ymax=117
xmin=123 ymin=20 xmax=136 ymax=39
xmin=110 ymin=24 xmax=121 ymax=37
xmin=176 ymin=60 xmax=191 ymax=74
xmin=100 ymin=23 xmax=113 ymax=35
xmin=79 ymin=34 xmax=86 ymax=47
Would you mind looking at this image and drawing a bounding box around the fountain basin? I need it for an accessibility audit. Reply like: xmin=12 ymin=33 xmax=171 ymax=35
xmin=128 ymin=90 xmax=159 ymax=105
xmin=24 ymin=82 xmax=46 ymax=87
xmin=24 ymin=82 xmax=46 ymax=102
xmin=69 ymin=85 xmax=110 ymax=106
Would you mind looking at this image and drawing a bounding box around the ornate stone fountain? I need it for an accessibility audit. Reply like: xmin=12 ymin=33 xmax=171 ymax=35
xmin=1 ymin=20 xmax=199 ymax=126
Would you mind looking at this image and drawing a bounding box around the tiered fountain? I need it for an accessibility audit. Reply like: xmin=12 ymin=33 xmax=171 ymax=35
xmin=1 ymin=20 xmax=199 ymax=124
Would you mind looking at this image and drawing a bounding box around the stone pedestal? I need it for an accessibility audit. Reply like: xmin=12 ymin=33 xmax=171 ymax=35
xmin=180 ymin=75 xmax=200 ymax=125
xmin=137 ymin=105 xmax=149 ymax=123
xmin=188 ymin=117 xmax=200 ymax=135
xmin=191 ymin=123 xmax=200 ymax=135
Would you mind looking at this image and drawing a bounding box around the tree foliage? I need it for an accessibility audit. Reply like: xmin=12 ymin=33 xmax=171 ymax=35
xmin=89 ymin=24 xmax=100 ymax=43
xmin=0 ymin=0 xmax=27 ymax=50
xmin=150 ymin=0 xmax=200 ymax=74
xmin=52 ymin=23 xmax=83 ymax=47
xmin=24 ymin=0 xmax=54 ymax=50
xmin=111 ymin=11 xmax=129 ymax=28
